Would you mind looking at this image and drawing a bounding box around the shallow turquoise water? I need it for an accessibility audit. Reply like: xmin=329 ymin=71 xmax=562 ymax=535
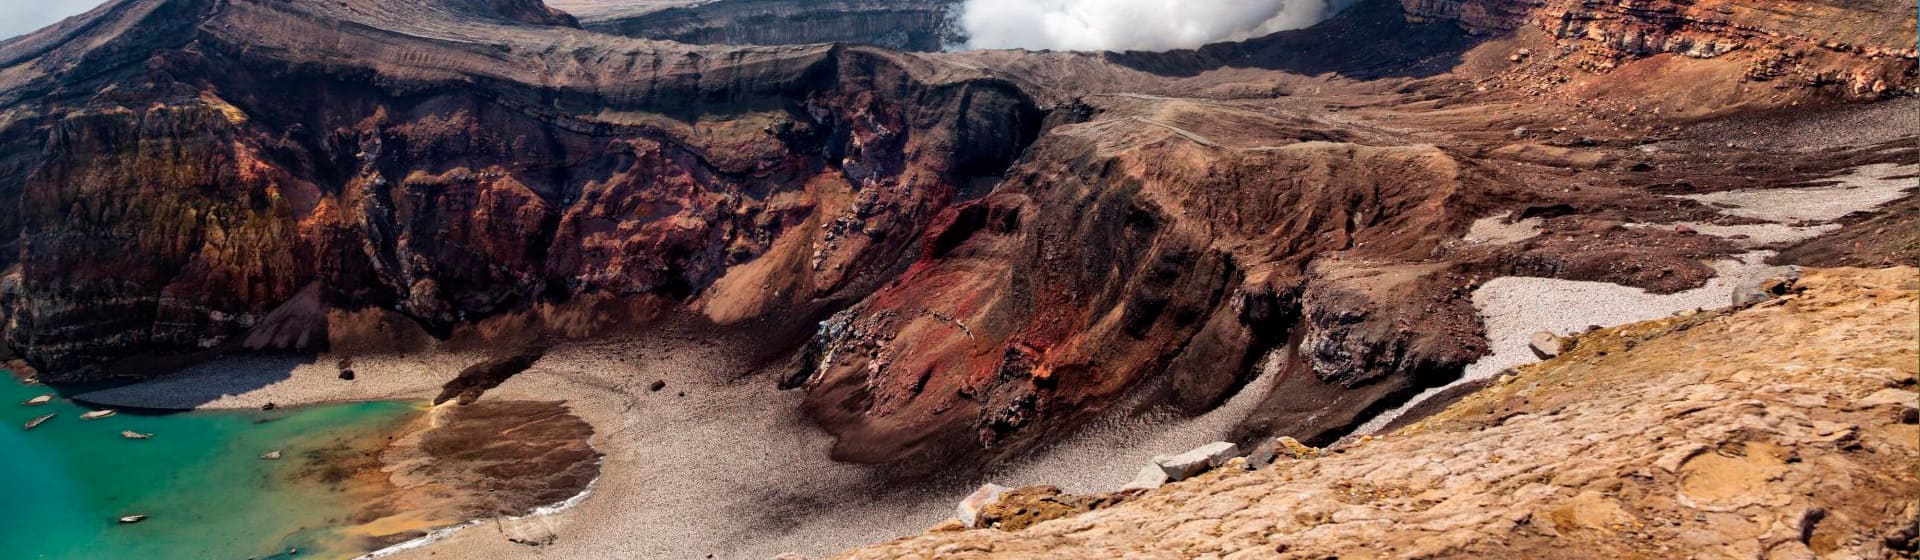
xmin=0 ymin=376 xmax=422 ymax=560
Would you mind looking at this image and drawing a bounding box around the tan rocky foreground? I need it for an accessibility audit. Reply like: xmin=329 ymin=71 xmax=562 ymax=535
xmin=838 ymin=267 xmax=1920 ymax=559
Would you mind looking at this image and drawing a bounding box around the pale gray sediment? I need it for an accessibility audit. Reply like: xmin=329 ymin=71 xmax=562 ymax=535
xmin=1462 ymin=211 xmax=1542 ymax=245
xmin=1679 ymin=163 xmax=1917 ymax=223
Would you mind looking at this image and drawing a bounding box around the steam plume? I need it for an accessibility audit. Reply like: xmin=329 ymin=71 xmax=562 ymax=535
xmin=956 ymin=0 xmax=1340 ymax=52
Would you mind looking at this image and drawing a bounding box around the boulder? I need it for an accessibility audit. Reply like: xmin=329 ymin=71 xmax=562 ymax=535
xmin=1529 ymin=331 xmax=1562 ymax=359
xmin=1157 ymin=442 xmax=1239 ymax=481
xmin=1121 ymin=460 xmax=1170 ymax=490
xmin=956 ymin=483 xmax=1008 ymax=528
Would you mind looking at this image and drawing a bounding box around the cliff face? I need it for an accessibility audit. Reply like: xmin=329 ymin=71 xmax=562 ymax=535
xmin=0 ymin=0 xmax=1040 ymax=376
xmin=560 ymin=0 xmax=958 ymax=51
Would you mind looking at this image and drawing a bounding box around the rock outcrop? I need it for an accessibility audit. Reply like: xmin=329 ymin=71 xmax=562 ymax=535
xmin=837 ymin=267 xmax=1920 ymax=559
xmin=0 ymin=0 xmax=1040 ymax=380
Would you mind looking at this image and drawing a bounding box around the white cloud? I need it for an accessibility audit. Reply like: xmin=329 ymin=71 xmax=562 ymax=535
xmin=2 ymin=0 xmax=111 ymax=40
xmin=956 ymin=0 xmax=1338 ymax=52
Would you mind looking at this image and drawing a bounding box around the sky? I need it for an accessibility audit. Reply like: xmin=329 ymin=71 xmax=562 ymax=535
xmin=2 ymin=0 xmax=110 ymax=40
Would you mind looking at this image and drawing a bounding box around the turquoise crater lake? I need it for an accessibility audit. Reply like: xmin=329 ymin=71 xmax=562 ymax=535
xmin=0 ymin=376 xmax=424 ymax=560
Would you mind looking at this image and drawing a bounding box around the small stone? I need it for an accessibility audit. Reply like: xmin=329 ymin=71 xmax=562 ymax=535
xmin=649 ymin=380 xmax=667 ymax=392
xmin=1157 ymin=442 xmax=1240 ymax=481
xmin=260 ymin=450 xmax=282 ymax=460
xmin=1123 ymin=460 xmax=1171 ymax=490
xmin=338 ymin=368 xmax=355 ymax=381
xmin=1529 ymin=331 xmax=1562 ymax=359
xmin=260 ymin=402 xmax=277 ymax=411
